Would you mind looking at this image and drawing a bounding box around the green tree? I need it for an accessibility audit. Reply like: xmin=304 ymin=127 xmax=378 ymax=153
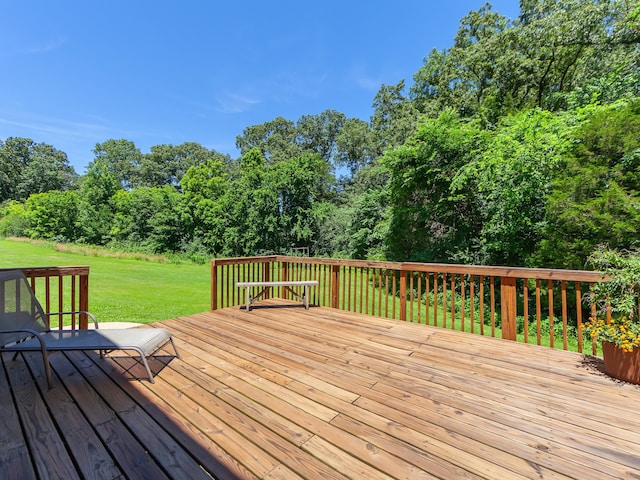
xmin=225 ymin=148 xmax=280 ymax=255
xmin=109 ymin=186 xmax=186 ymax=253
xmin=0 ymin=137 xmax=77 ymax=202
xmin=90 ymin=139 xmax=142 ymax=190
xmin=538 ymin=100 xmax=640 ymax=268
xmin=335 ymin=118 xmax=377 ymax=175
xmin=76 ymin=162 xmax=122 ymax=245
xmin=410 ymin=1 xmax=638 ymax=120
xmin=413 ymin=5 xmax=513 ymax=121
xmin=452 ymin=108 xmax=572 ymax=265
xmin=295 ymin=109 xmax=346 ymax=165
xmin=235 ymin=117 xmax=299 ymax=164
xmin=24 ymin=190 xmax=80 ymax=241
xmin=0 ymin=201 xmax=28 ymax=237
xmin=138 ymin=142 xmax=229 ymax=190
xmin=382 ymin=111 xmax=486 ymax=262
xmin=331 ymin=164 xmax=391 ymax=259
xmin=181 ymin=158 xmax=231 ymax=255
xmin=371 ymin=80 xmax=419 ymax=153
xmin=268 ymin=153 xmax=330 ymax=251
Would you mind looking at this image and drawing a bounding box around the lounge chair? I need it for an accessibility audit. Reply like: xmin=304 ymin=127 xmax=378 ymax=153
xmin=0 ymin=269 xmax=180 ymax=388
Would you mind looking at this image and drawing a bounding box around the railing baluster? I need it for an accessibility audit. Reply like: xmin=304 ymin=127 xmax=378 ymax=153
xmin=470 ymin=275 xmax=475 ymax=335
xmin=408 ymin=271 xmax=414 ymax=323
xmin=479 ymin=275 xmax=485 ymax=336
xmin=548 ymin=279 xmax=555 ymax=349
xmin=432 ymin=273 xmax=438 ymax=328
xmin=523 ymin=279 xmax=529 ymax=344
xmin=576 ymin=281 xmax=583 ymax=354
xmin=450 ymin=274 xmax=456 ymax=330
xmin=460 ymin=275 xmax=465 ymax=333
xmin=490 ymin=276 xmax=496 ymax=337
xmin=442 ymin=273 xmax=447 ymax=329
xmin=562 ymin=280 xmax=568 ymax=350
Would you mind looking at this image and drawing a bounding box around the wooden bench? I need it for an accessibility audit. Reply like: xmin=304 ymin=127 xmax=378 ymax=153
xmin=236 ymin=281 xmax=318 ymax=311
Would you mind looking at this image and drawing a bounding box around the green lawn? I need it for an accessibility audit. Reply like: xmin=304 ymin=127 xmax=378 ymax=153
xmin=0 ymin=239 xmax=211 ymax=324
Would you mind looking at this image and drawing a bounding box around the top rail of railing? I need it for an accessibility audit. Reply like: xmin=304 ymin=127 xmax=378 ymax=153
xmin=211 ymin=256 xmax=604 ymax=282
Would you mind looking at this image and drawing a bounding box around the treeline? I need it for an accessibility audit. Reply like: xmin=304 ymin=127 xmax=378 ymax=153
xmin=1 ymin=0 xmax=639 ymax=268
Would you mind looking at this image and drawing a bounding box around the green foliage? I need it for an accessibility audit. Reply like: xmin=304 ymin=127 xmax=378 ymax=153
xmin=584 ymin=246 xmax=640 ymax=351
xmin=453 ymin=109 xmax=573 ymax=265
xmin=335 ymin=118 xmax=377 ymax=174
xmin=110 ymin=186 xmax=188 ymax=254
xmin=311 ymin=202 xmax=350 ymax=257
xmin=138 ymin=142 xmax=229 ymax=190
xmin=0 ymin=137 xmax=77 ymax=202
xmin=91 ymin=139 xmax=142 ymax=190
xmin=587 ymin=245 xmax=640 ymax=321
xmin=181 ymin=158 xmax=230 ymax=255
xmin=24 ymin=190 xmax=80 ymax=242
xmin=74 ymin=161 xmax=122 ymax=245
xmin=235 ymin=116 xmax=299 ymax=164
xmin=0 ymin=201 xmax=29 ymax=237
xmin=538 ymin=100 xmax=640 ymax=268
xmin=268 ymin=153 xmax=329 ymax=249
xmin=382 ymin=110 xmax=486 ymax=262
xmin=371 ymin=80 xmax=419 ymax=152
xmin=411 ymin=0 xmax=638 ymax=120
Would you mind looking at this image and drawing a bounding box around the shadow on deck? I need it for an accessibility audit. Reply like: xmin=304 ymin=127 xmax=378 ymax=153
xmin=2 ymin=299 xmax=640 ymax=479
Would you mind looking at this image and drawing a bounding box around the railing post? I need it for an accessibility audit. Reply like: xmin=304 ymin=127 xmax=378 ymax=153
xmin=331 ymin=265 xmax=340 ymax=309
xmin=79 ymin=271 xmax=89 ymax=330
xmin=501 ymin=276 xmax=517 ymax=341
xmin=211 ymin=260 xmax=218 ymax=311
xmin=263 ymin=260 xmax=271 ymax=299
xmin=399 ymin=269 xmax=407 ymax=322
xmin=281 ymin=262 xmax=289 ymax=300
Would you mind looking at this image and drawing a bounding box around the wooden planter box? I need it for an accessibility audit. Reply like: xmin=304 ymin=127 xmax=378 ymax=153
xmin=602 ymin=341 xmax=640 ymax=384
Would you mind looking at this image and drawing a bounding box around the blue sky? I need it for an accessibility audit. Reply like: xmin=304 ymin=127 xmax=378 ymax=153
xmin=0 ymin=1 xmax=520 ymax=173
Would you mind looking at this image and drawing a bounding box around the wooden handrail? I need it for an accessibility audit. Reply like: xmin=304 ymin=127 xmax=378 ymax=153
xmin=1 ymin=266 xmax=90 ymax=329
xmin=212 ymin=256 xmax=607 ymax=354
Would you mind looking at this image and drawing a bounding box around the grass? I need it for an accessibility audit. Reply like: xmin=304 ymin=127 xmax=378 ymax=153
xmin=0 ymin=238 xmax=211 ymax=324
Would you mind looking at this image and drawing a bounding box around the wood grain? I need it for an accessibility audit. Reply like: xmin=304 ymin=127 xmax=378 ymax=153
xmin=3 ymin=300 xmax=640 ymax=479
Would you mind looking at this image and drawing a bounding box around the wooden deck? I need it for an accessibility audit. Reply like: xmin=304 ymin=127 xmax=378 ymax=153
xmin=2 ymin=300 xmax=640 ymax=480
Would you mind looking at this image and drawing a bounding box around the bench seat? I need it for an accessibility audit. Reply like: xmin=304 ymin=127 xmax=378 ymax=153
xmin=236 ymin=281 xmax=318 ymax=311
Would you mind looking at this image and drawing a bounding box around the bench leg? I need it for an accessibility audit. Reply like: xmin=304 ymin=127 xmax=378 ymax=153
xmin=246 ymin=287 xmax=251 ymax=312
xmin=304 ymin=285 xmax=309 ymax=309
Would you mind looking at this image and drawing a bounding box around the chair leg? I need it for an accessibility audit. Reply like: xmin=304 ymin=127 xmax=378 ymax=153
xmin=139 ymin=354 xmax=155 ymax=383
xmin=41 ymin=350 xmax=53 ymax=389
xmin=169 ymin=337 xmax=181 ymax=359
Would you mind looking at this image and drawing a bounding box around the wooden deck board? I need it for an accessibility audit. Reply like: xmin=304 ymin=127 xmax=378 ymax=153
xmin=0 ymin=353 xmax=37 ymax=480
xmin=3 ymin=299 xmax=640 ymax=479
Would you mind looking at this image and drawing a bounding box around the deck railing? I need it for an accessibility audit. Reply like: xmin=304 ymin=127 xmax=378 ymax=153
xmin=1 ymin=266 xmax=90 ymax=330
xmin=211 ymin=256 xmax=605 ymax=354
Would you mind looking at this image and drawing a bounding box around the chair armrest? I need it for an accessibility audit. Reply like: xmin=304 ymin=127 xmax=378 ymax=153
xmin=45 ymin=311 xmax=99 ymax=329
xmin=0 ymin=328 xmax=46 ymax=348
